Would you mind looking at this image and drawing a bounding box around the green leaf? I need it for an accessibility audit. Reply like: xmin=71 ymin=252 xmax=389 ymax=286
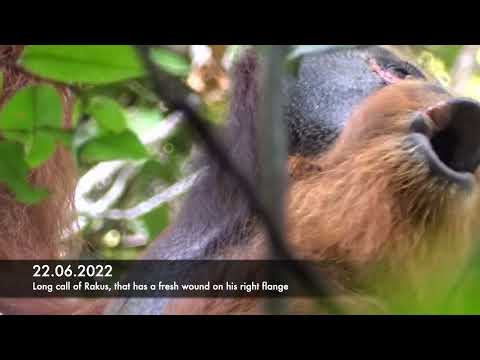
xmin=0 ymin=141 xmax=49 ymax=204
xmin=150 ymin=48 xmax=191 ymax=77
xmin=25 ymin=132 xmax=57 ymax=168
xmin=87 ymin=97 xmax=128 ymax=133
xmin=0 ymin=84 xmax=64 ymax=168
xmin=52 ymin=130 xmax=74 ymax=148
xmin=135 ymin=159 xmax=177 ymax=187
xmin=141 ymin=204 xmax=170 ymax=240
xmin=20 ymin=45 xmax=145 ymax=85
xmin=126 ymin=106 xmax=164 ymax=142
xmin=79 ymin=130 xmax=149 ymax=163
xmin=72 ymin=99 xmax=83 ymax=128
xmin=0 ymin=84 xmax=63 ymax=131
xmin=165 ymin=125 xmax=193 ymax=156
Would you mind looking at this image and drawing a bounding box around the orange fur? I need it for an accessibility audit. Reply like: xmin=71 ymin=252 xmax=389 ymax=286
xmin=165 ymin=80 xmax=480 ymax=314
xmin=0 ymin=45 xmax=106 ymax=314
xmin=285 ymin=81 xmax=479 ymax=309
xmin=287 ymin=82 xmax=476 ymax=261
xmin=0 ymin=146 xmax=78 ymax=259
xmin=0 ymin=45 xmax=80 ymax=260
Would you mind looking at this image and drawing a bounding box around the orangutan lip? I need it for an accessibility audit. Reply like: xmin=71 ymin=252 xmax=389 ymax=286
xmin=407 ymin=133 xmax=475 ymax=191
xmin=406 ymin=98 xmax=480 ymax=190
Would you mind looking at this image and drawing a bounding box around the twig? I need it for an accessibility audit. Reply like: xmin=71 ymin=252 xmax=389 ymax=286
xmin=134 ymin=45 xmax=338 ymax=308
xmin=76 ymin=162 xmax=141 ymax=217
xmin=99 ymin=169 xmax=203 ymax=220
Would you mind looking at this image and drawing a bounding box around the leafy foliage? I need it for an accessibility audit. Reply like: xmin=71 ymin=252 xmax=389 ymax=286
xmin=20 ymin=45 xmax=145 ymax=85
xmin=86 ymin=97 xmax=129 ymax=134
xmin=0 ymin=141 xmax=49 ymax=204
xmin=0 ymin=84 xmax=64 ymax=168
xmin=150 ymin=48 xmax=191 ymax=77
xmin=79 ymin=130 xmax=149 ymax=163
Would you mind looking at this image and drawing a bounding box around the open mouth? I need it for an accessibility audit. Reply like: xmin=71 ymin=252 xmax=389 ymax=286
xmin=408 ymin=99 xmax=480 ymax=190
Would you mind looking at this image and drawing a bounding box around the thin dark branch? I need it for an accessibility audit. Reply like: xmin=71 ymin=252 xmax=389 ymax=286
xmin=258 ymin=45 xmax=292 ymax=314
xmin=134 ymin=45 xmax=341 ymax=313
xmin=258 ymin=46 xmax=290 ymax=255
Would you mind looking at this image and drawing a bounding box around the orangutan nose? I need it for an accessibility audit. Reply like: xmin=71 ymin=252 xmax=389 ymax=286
xmin=412 ymin=98 xmax=480 ymax=174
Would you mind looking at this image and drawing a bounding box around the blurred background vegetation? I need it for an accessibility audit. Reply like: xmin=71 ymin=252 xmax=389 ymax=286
xmin=73 ymin=45 xmax=236 ymax=260
xmin=73 ymin=45 xmax=480 ymax=263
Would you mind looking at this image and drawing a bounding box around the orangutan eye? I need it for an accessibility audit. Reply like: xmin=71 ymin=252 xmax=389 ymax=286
xmin=387 ymin=64 xmax=411 ymax=79
xmin=386 ymin=61 xmax=425 ymax=80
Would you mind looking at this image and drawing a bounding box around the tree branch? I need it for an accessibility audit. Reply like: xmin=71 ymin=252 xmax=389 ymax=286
xmin=99 ymin=168 xmax=204 ymax=220
xmin=134 ymin=45 xmax=339 ymax=310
